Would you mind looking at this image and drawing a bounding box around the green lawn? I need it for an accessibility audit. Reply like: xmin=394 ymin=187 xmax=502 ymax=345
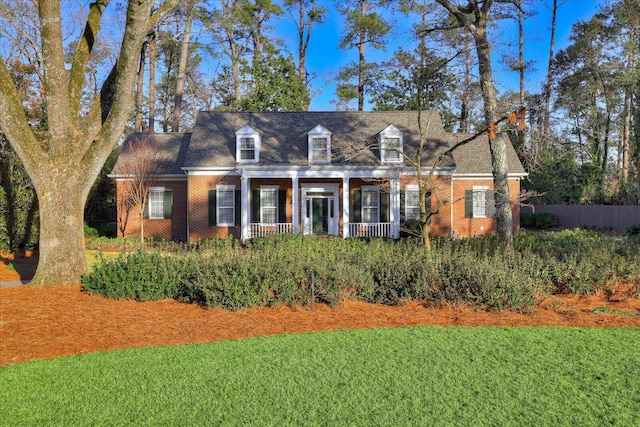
xmin=1 ymin=326 xmax=639 ymax=426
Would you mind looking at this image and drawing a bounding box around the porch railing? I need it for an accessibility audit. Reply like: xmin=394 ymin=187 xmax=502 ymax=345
xmin=249 ymin=223 xmax=293 ymax=238
xmin=349 ymin=222 xmax=393 ymax=238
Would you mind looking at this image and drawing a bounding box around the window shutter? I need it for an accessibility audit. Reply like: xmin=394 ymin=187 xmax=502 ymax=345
xmin=208 ymin=190 xmax=216 ymax=226
xmin=278 ymin=190 xmax=287 ymax=223
xmin=235 ymin=190 xmax=241 ymax=226
xmin=143 ymin=199 xmax=149 ymax=219
xmin=465 ymin=190 xmax=473 ymax=218
xmin=251 ymin=189 xmax=260 ymax=223
xmin=163 ymin=190 xmax=173 ymax=219
xmin=400 ymin=192 xmax=405 ymax=222
xmin=380 ymin=192 xmax=390 ymax=222
xmin=486 ymin=190 xmax=496 ymax=218
xmin=426 ymin=192 xmax=432 ymax=225
xmin=353 ymin=189 xmax=361 ymax=223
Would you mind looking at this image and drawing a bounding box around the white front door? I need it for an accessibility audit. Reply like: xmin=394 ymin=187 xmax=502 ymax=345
xmin=301 ymin=185 xmax=339 ymax=236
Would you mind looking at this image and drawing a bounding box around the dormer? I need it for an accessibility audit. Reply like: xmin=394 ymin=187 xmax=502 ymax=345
xmin=236 ymin=125 xmax=260 ymax=163
xmin=378 ymin=124 xmax=403 ymax=164
xmin=308 ymin=125 xmax=332 ymax=163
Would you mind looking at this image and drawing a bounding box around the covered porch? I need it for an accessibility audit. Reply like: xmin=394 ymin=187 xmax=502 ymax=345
xmin=240 ymin=168 xmax=401 ymax=242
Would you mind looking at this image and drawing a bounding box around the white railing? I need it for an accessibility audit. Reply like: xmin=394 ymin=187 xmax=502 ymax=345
xmin=249 ymin=223 xmax=293 ymax=238
xmin=349 ymin=222 xmax=393 ymax=238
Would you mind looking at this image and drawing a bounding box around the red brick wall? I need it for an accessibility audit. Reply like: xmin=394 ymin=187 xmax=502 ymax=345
xmin=188 ymin=174 xmax=241 ymax=241
xmin=451 ymin=178 xmax=521 ymax=237
xmin=399 ymin=175 xmax=452 ymax=237
xmin=116 ymin=180 xmax=187 ymax=241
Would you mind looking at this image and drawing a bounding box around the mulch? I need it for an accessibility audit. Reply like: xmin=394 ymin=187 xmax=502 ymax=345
xmin=1 ymin=251 xmax=639 ymax=366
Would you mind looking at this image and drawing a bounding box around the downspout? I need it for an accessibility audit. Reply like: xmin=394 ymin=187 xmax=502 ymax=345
xmin=450 ymin=172 xmax=455 ymax=238
xmin=185 ymin=170 xmax=190 ymax=243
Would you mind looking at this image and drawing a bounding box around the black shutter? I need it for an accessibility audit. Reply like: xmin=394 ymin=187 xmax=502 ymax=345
xmin=486 ymin=190 xmax=496 ymax=218
xmin=251 ymin=189 xmax=260 ymax=223
xmin=400 ymin=191 xmax=405 ymax=223
xmin=465 ymin=190 xmax=473 ymax=218
xmin=425 ymin=191 xmax=432 ymax=225
xmin=380 ymin=192 xmax=389 ymax=222
xmin=163 ymin=190 xmax=172 ymax=219
xmin=353 ymin=189 xmax=361 ymax=223
xmin=278 ymin=190 xmax=287 ymax=223
xmin=208 ymin=190 xmax=216 ymax=226
xmin=235 ymin=190 xmax=241 ymax=226
xmin=143 ymin=199 xmax=149 ymax=219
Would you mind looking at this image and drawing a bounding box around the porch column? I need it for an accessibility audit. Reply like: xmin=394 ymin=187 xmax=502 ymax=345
xmin=241 ymin=175 xmax=249 ymax=242
xmin=342 ymin=176 xmax=350 ymax=238
xmin=391 ymin=177 xmax=400 ymax=239
xmin=292 ymin=176 xmax=299 ymax=233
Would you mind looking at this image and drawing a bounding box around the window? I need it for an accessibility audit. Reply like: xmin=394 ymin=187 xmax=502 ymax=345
xmin=308 ymin=125 xmax=331 ymax=163
xmin=236 ymin=125 xmax=260 ymax=163
xmin=465 ymin=187 xmax=496 ymax=218
xmin=312 ymin=137 xmax=328 ymax=161
xmin=405 ymin=186 xmax=420 ymax=221
xmin=148 ymin=188 xmax=164 ymax=219
xmin=260 ymin=186 xmax=278 ymax=223
xmin=382 ymin=137 xmax=401 ymax=162
xmin=379 ymin=124 xmax=403 ymax=163
xmin=217 ymin=185 xmax=235 ymax=226
xmin=147 ymin=187 xmax=172 ymax=220
xmin=361 ymin=186 xmax=379 ymax=223
xmin=239 ymin=138 xmax=256 ymax=160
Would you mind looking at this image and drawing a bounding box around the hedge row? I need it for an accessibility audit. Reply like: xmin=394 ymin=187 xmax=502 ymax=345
xmin=82 ymin=231 xmax=640 ymax=312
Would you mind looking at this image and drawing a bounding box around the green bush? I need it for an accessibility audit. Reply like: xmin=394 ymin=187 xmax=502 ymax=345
xmin=82 ymin=232 xmax=640 ymax=312
xmin=520 ymin=211 xmax=558 ymax=229
xmin=83 ymin=224 xmax=99 ymax=239
xmin=625 ymin=223 xmax=640 ymax=237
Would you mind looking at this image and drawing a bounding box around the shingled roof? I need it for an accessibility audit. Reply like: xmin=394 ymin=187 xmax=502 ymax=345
xmin=450 ymin=133 xmax=526 ymax=175
xmin=185 ymin=110 xmax=454 ymax=168
xmin=111 ymin=133 xmax=191 ymax=176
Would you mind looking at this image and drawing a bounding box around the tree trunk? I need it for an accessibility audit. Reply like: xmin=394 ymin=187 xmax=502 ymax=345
xmin=30 ymin=172 xmax=91 ymax=286
xmin=358 ymin=0 xmax=366 ymax=112
xmin=135 ymin=42 xmax=147 ymax=132
xmin=543 ymin=0 xmax=557 ymax=136
xmin=474 ymin=27 xmax=513 ymax=247
xmin=172 ymin=10 xmax=193 ymax=132
xmin=149 ymin=32 xmax=157 ymax=132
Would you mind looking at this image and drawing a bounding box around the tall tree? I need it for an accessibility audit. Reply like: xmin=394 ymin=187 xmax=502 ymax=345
xmin=0 ymin=0 xmax=178 ymax=286
xmin=172 ymin=1 xmax=196 ymax=132
xmin=434 ymin=0 xmax=516 ymax=247
xmin=543 ymin=0 xmax=559 ymax=136
xmin=285 ymin=0 xmax=327 ymax=92
xmin=337 ymin=0 xmax=391 ymax=111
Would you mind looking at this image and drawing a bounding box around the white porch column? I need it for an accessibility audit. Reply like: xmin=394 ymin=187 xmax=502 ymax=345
xmin=342 ymin=175 xmax=350 ymax=238
xmin=292 ymin=177 xmax=299 ymax=233
xmin=241 ymin=175 xmax=249 ymax=242
xmin=391 ymin=176 xmax=400 ymax=239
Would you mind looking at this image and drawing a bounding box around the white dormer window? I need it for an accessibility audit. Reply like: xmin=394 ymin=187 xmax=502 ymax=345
xmin=379 ymin=124 xmax=403 ymax=163
xmin=308 ymin=125 xmax=331 ymax=163
xmin=236 ymin=125 xmax=260 ymax=163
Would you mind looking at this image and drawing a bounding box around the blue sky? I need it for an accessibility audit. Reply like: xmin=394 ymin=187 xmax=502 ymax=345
xmin=271 ymin=0 xmax=602 ymax=111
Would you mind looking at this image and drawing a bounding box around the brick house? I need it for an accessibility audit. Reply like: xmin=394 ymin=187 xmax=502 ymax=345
xmin=110 ymin=111 xmax=526 ymax=242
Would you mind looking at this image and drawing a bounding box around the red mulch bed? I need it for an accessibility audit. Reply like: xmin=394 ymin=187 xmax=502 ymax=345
xmin=1 ymin=251 xmax=639 ymax=366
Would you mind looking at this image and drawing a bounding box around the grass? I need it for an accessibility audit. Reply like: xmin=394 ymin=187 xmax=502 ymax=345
xmin=1 ymin=326 xmax=639 ymax=426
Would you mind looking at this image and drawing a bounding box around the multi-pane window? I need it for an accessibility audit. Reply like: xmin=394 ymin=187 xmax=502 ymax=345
xmin=312 ymin=137 xmax=328 ymax=161
xmin=148 ymin=188 xmax=164 ymax=219
xmin=217 ymin=186 xmax=235 ymax=226
xmin=383 ymin=137 xmax=401 ymax=162
xmin=405 ymin=186 xmax=420 ymax=221
xmin=473 ymin=187 xmax=488 ymax=218
xmin=261 ymin=187 xmax=278 ymax=223
xmin=240 ymin=137 xmax=256 ymax=160
xmin=361 ymin=186 xmax=379 ymax=223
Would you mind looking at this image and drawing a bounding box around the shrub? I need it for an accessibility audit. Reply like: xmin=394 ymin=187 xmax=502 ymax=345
xmin=84 ymin=224 xmax=99 ymax=239
xmin=625 ymin=223 xmax=640 ymax=237
xmin=520 ymin=211 xmax=558 ymax=229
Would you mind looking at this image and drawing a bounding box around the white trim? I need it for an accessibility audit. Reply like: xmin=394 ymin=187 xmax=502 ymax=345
xmin=148 ymin=187 xmax=165 ymax=219
xmin=308 ymin=125 xmax=332 ymax=164
xmin=259 ymin=185 xmax=280 ymax=224
xmin=361 ymin=185 xmax=380 ymax=223
xmin=216 ymin=185 xmax=236 ymax=227
xmin=453 ymin=173 xmax=528 ymax=179
xmin=378 ymin=124 xmax=403 ymax=164
xmin=236 ymin=125 xmax=260 ymax=163
xmin=301 ymin=183 xmax=340 ymax=236
xmin=404 ymin=185 xmax=420 ymax=221
xmin=111 ymin=174 xmax=187 ymax=181
xmin=472 ymin=186 xmax=489 ymax=218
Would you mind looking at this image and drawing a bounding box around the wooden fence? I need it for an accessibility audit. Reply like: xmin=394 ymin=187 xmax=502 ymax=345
xmin=521 ymin=205 xmax=640 ymax=233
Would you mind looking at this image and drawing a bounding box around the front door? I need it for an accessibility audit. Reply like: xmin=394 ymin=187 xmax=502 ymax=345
xmin=302 ymin=186 xmax=339 ymax=236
